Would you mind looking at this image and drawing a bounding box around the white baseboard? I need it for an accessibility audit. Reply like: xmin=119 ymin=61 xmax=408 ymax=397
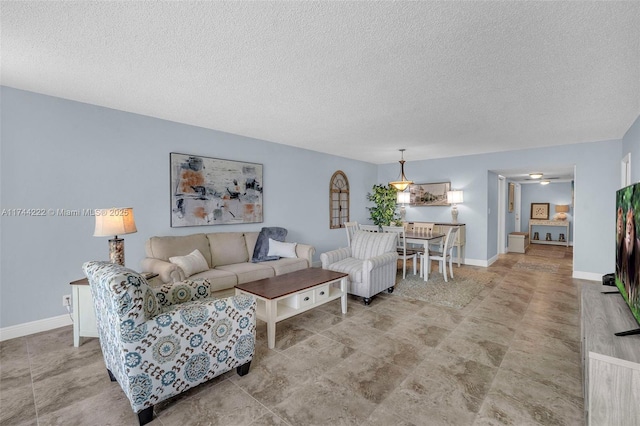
xmin=463 ymin=258 xmax=491 ymax=268
xmin=0 ymin=314 xmax=72 ymax=342
xmin=573 ymin=271 xmax=603 ymax=282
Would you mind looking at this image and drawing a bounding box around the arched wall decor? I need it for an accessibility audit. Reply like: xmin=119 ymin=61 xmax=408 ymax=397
xmin=330 ymin=170 xmax=350 ymax=229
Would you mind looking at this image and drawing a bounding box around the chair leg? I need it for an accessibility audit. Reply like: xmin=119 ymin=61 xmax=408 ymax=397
xmin=107 ymin=369 xmax=117 ymax=382
xmin=137 ymin=406 xmax=154 ymax=426
xmin=236 ymin=361 xmax=251 ymax=376
xmin=424 ymin=256 xmax=430 ymax=282
xmin=412 ymin=255 xmax=417 ymax=275
xmin=449 ymin=257 xmax=454 ymax=279
xmin=402 ymin=258 xmax=406 ymax=279
xmin=443 ymin=260 xmax=448 ymax=282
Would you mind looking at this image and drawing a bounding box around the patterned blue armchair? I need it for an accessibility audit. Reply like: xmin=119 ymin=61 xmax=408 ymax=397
xmin=82 ymin=261 xmax=256 ymax=425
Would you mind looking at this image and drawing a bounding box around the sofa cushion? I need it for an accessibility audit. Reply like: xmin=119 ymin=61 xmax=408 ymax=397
xmin=216 ymin=262 xmax=275 ymax=284
xmin=268 ymin=239 xmax=297 ymax=258
xmin=268 ymin=257 xmax=310 ymax=276
xmin=207 ymin=232 xmax=249 ymax=267
xmin=168 ymin=249 xmax=209 ymax=277
xmin=324 ymin=257 xmax=364 ymax=283
xmin=188 ymin=268 xmax=238 ymax=292
xmin=244 ymin=232 xmax=260 ymax=258
xmin=252 ymin=227 xmax=287 ymax=262
xmin=146 ymin=234 xmax=212 ymax=267
xmin=351 ymin=231 xmax=397 ymax=260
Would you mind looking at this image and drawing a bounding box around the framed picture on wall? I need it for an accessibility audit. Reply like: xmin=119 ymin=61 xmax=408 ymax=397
xmin=530 ymin=202 xmax=550 ymax=220
xmin=170 ymin=152 xmax=263 ymax=227
xmin=409 ymin=182 xmax=451 ymax=206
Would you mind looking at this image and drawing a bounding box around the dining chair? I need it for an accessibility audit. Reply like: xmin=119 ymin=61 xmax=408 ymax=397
xmin=359 ymin=224 xmax=380 ymax=233
xmin=382 ymin=225 xmax=417 ymax=279
xmin=411 ymin=222 xmax=441 ymax=276
xmin=422 ymin=226 xmax=459 ymax=282
xmin=412 ymin=222 xmax=435 ymax=234
xmin=344 ymin=221 xmax=359 ymax=246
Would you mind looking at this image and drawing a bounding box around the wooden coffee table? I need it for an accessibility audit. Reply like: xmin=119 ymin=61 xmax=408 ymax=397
xmin=235 ymin=268 xmax=348 ymax=349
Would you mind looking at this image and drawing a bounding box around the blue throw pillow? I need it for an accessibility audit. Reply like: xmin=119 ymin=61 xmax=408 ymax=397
xmin=252 ymin=227 xmax=288 ymax=262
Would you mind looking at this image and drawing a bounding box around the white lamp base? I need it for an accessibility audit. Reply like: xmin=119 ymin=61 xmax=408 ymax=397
xmin=451 ymin=205 xmax=459 ymax=224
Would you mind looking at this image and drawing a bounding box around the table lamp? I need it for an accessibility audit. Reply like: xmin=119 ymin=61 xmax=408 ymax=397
xmin=93 ymin=208 xmax=137 ymax=266
xmin=447 ymin=190 xmax=464 ymax=224
xmin=397 ymin=191 xmax=410 ymax=222
xmin=554 ymin=204 xmax=570 ymax=220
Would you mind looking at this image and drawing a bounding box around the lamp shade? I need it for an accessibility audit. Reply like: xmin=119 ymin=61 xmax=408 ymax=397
xmin=447 ymin=190 xmax=464 ymax=204
xmin=93 ymin=208 xmax=137 ymax=237
xmin=555 ymin=204 xmax=570 ymax=213
xmin=397 ymin=191 xmax=410 ymax=204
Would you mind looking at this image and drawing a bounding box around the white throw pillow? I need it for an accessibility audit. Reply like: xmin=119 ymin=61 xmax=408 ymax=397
xmin=267 ymin=238 xmax=298 ymax=258
xmin=169 ymin=249 xmax=209 ymax=277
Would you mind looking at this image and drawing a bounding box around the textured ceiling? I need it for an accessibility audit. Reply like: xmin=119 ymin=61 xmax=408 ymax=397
xmin=1 ymin=1 xmax=639 ymax=165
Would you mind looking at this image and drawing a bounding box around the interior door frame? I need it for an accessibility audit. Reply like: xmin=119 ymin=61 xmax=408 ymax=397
xmin=514 ymin=183 xmax=522 ymax=232
xmin=498 ymin=176 xmax=506 ymax=254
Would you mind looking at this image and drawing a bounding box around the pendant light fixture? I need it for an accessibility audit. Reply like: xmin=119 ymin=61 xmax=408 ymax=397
xmin=389 ymin=149 xmax=413 ymax=191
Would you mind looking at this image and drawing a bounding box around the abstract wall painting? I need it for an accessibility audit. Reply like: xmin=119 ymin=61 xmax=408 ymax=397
xmin=170 ymin=153 xmax=263 ymax=227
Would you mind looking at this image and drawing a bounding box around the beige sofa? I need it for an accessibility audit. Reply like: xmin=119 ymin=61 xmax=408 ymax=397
xmin=141 ymin=232 xmax=315 ymax=295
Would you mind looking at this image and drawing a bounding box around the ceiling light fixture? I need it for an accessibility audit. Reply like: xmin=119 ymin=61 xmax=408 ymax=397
xmin=389 ymin=149 xmax=413 ymax=191
xmin=529 ymin=173 xmax=543 ymax=179
xmin=540 ymin=180 xmax=550 ymax=185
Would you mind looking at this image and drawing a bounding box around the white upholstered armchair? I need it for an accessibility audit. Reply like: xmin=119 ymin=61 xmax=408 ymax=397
xmin=320 ymin=230 xmax=398 ymax=305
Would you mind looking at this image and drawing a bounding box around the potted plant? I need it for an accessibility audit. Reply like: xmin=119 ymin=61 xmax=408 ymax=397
xmin=367 ymin=184 xmax=401 ymax=227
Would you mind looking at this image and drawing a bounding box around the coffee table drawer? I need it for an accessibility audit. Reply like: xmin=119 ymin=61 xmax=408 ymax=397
xmin=299 ymin=290 xmax=315 ymax=308
xmin=315 ymin=285 xmax=330 ymax=301
xmin=281 ymin=289 xmax=315 ymax=309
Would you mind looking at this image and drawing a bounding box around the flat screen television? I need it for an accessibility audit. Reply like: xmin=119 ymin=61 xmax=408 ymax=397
xmin=615 ymin=181 xmax=640 ymax=336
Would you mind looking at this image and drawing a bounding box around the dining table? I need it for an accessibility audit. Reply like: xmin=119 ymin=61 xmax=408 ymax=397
xmin=404 ymin=231 xmax=446 ymax=280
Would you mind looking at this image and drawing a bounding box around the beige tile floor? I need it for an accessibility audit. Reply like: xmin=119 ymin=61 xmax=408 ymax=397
xmin=1 ymin=245 xmax=589 ymax=425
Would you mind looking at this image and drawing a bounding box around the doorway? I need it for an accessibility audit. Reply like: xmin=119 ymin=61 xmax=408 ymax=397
xmin=493 ymin=166 xmax=575 ymax=261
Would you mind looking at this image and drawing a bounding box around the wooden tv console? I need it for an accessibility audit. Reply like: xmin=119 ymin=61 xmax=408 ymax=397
xmin=580 ymin=284 xmax=640 ymax=425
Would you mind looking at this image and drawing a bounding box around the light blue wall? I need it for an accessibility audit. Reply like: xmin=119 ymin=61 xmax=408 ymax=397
xmin=521 ymin=181 xmax=574 ymax=243
xmin=1 ymin=87 xmax=635 ymax=329
xmin=622 ymin=115 xmax=640 ymax=183
xmin=378 ymin=140 xmax=622 ymax=274
xmin=0 ymin=87 xmax=377 ymax=327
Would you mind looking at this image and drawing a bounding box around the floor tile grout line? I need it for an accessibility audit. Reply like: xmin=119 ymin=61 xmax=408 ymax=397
xmin=227 ymin=378 xmax=294 ymax=426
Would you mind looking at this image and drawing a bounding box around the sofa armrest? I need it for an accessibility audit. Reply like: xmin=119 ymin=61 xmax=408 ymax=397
xmin=295 ymin=243 xmax=316 ymax=266
xmin=320 ymin=247 xmax=352 ymax=268
xmin=140 ymin=258 xmax=184 ymax=283
xmin=363 ymin=252 xmax=398 ymax=272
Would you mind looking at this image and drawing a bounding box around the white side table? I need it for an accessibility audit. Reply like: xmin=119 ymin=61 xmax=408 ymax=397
xmin=69 ymin=278 xmax=97 ymax=347
xmin=70 ymin=273 xmax=159 ymax=347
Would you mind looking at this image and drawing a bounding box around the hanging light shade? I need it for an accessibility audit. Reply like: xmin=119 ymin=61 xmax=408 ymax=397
xmin=389 ymin=149 xmax=413 ymax=191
